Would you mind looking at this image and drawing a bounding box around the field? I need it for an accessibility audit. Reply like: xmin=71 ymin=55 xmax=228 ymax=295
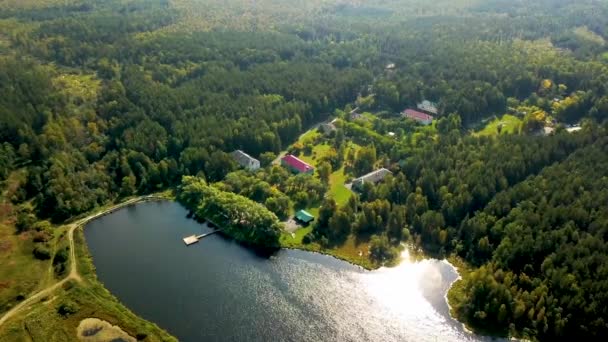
xmin=281 ymin=232 xmax=375 ymax=270
xmin=475 ymin=114 xmax=522 ymax=136
xmin=297 ymin=139 xmax=359 ymax=208
xmin=0 ymin=223 xmax=51 ymax=315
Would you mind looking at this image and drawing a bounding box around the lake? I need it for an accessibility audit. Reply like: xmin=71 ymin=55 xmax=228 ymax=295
xmin=84 ymin=201 xmax=502 ymax=342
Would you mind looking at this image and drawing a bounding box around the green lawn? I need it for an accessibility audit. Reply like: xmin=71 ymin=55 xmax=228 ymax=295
xmin=475 ymin=114 xmax=522 ymax=136
xmin=280 ymin=225 xmax=313 ymax=246
xmin=329 ymin=167 xmax=352 ymax=206
xmin=298 ymin=141 xmax=360 ymax=207
xmin=279 ymin=233 xmax=376 ymax=270
xmin=298 ymin=129 xmax=320 ymax=145
xmin=0 ymin=223 xmax=51 ymax=314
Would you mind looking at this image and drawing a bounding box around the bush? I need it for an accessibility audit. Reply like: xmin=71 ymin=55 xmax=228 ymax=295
xmin=57 ymin=301 xmax=79 ymax=316
xmin=369 ymin=235 xmax=398 ymax=263
xmin=402 ymin=227 xmax=411 ymax=242
xmin=33 ymin=246 xmax=51 ymax=260
xmin=33 ymin=220 xmax=52 ymax=232
xmin=32 ymin=231 xmax=51 ymax=243
xmin=53 ymin=248 xmax=69 ymax=265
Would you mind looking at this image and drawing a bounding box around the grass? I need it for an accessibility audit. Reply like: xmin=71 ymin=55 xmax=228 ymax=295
xmin=0 ymin=171 xmax=52 ymax=315
xmin=329 ymin=167 xmax=351 ymax=206
xmin=279 ymin=134 xmax=374 ymax=268
xmin=298 ymin=141 xmax=360 ymax=208
xmin=298 ymin=129 xmax=320 ymax=145
xmin=280 ymin=234 xmax=375 ymax=270
xmin=0 ymin=223 xmax=51 ymax=315
xmin=475 ymin=114 xmax=522 ymax=136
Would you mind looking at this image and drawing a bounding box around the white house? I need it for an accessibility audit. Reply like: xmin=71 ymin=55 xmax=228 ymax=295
xmin=352 ymin=168 xmax=392 ymax=189
xmin=417 ymin=100 xmax=439 ymax=115
xmin=232 ymin=150 xmax=260 ymax=171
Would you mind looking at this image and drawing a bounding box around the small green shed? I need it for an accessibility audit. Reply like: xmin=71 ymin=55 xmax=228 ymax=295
xmin=295 ymin=210 xmax=315 ymax=224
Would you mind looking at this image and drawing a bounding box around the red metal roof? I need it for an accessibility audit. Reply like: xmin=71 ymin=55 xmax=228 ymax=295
xmin=403 ymin=109 xmax=433 ymax=122
xmin=281 ymin=155 xmax=314 ymax=173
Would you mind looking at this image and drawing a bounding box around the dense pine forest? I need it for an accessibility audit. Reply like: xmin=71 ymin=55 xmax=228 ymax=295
xmin=1 ymin=0 xmax=608 ymax=341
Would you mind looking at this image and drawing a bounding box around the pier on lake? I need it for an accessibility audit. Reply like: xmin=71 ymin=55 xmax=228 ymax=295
xmin=183 ymin=229 xmax=222 ymax=245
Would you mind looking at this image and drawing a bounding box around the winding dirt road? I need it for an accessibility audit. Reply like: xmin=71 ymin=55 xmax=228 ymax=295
xmin=0 ymin=196 xmax=153 ymax=327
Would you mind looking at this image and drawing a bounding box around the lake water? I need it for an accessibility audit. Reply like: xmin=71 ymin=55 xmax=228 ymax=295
xmin=84 ymin=201 xmax=502 ymax=342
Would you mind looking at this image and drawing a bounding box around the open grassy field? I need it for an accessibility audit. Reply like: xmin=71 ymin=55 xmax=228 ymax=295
xmin=0 ymin=171 xmax=54 ymax=315
xmin=0 ymin=222 xmax=51 ymax=315
xmin=475 ymin=114 xmax=522 ymax=136
xmin=280 ymin=232 xmax=375 ymax=270
xmin=297 ymin=140 xmax=359 ymax=207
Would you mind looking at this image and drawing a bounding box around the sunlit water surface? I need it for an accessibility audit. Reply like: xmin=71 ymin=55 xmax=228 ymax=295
xmin=85 ymin=201 xmax=504 ymax=342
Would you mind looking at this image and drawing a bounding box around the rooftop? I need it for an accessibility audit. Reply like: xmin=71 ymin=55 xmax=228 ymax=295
xmin=281 ymin=154 xmax=314 ymax=173
xmin=354 ymin=168 xmax=392 ymax=182
xmin=403 ymin=109 xmax=434 ymax=122
xmin=295 ymin=210 xmax=314 ymax=223
xmin=232 ymin=150 xmax=259 ymax=168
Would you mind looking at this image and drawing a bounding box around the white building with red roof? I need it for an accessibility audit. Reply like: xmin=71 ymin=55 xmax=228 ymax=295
xmin=280 ymin=155 xmax=314 ymax=174
xmin=402 ymin=109 xmax=434 ymax=126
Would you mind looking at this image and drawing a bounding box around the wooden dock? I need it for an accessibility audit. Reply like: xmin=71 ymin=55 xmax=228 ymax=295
xmin=182 ymin=230 xmax=221 ymax=246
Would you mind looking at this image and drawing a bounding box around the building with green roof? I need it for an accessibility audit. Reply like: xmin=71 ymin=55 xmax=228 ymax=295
xmin=294 ymin=210 xmax=314 ymax=224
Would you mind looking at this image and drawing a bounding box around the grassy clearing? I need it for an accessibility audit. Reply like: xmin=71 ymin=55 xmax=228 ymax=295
xmin=280 ymin=226 xmax=313 ymax=246
xmin=0 ymin=171 xmax=52 ymax=315
xmin=280 ymin=234 xmax=375 ymax=270
xmin=0 ymin=223 xmax=51 ymax=315
xmin=298 ymin=141 xmax=359 ymax=209
xmin=330 ymin=167 xmax=352 ymax=206
xmin=475 ymin=114 xmax=522 ymax=136
xmin=298 ymin=129 xmax=321 ymax=145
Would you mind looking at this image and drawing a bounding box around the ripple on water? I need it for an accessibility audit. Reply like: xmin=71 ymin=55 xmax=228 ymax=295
xmin=85 ymin=201 xmax=506 ymax=342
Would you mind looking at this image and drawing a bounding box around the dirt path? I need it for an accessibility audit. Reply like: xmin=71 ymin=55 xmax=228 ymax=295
xmin=272 ymin=120 xmax=326 ymax=165
xmin=0 ymin=196 xmax=156 ymax=327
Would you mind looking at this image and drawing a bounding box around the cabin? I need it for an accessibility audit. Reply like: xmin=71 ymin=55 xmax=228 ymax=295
xmin=232 ymin=150 xmax=260 ymax=171
xmin=352 ymin=168 xmax=392 ymax=190
xmin=417 ymin=100 xmax=439 ymax=115
xmin=281 ymin=154 xmax=314 ymax=175
xmin=294 ymin=210 xmax=315 ymax=225
xmin=402 ymin=109 xmax=434 ymax=126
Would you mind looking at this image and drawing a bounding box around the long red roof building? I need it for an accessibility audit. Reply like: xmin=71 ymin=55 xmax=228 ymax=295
xmin=280 ymin=154 xmax=314 ymax=174
xmin=402 ymin=109 xmax=434 ymax=125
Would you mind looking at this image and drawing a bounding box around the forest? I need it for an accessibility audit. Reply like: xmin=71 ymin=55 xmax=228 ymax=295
xmin=177 ymin=176 xmax=282 ymax=248
xmin=1 ymin=0 xmax=608 ymax=340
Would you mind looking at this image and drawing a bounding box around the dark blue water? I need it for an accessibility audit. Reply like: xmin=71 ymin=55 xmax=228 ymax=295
xmin=85 ymin=201 xmax=501 ymax=342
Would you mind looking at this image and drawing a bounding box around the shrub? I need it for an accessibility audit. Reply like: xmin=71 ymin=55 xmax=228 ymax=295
xmin=57 ymin=301 xmax=79 ymax=316
xmin=33 ymin=246 xmax=51 ymax=260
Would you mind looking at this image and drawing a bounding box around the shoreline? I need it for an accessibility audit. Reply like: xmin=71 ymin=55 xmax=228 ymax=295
xmin=79 ymin=198 xmax=501 ymax=341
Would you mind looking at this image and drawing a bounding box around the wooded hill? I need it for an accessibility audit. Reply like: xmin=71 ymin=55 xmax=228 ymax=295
xmin=1 ymin=1 xmax=608 ymax=340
